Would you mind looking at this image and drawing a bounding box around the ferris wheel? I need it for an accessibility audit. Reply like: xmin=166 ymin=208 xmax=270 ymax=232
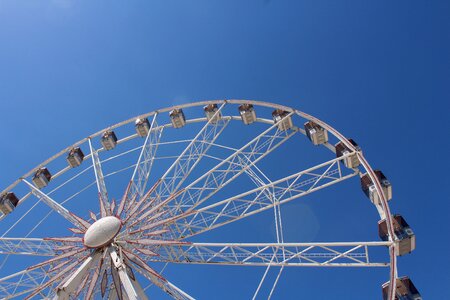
xmin=0 ymin=100 xmax=420 ymax=299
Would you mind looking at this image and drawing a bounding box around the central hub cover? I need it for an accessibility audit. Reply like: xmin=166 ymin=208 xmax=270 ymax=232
xmin=83 ymin=216 xmax=122 ymax=248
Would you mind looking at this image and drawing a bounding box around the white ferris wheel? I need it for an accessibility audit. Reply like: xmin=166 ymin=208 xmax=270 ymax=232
xmin=0 ymin=100 xmax=419 ymax=299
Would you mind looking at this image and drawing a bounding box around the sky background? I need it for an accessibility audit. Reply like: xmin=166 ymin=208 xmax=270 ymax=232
xmin=0 ymin=0 xmax=449 ymax=299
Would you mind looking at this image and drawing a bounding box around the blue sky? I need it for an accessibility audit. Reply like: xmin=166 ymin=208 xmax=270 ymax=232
xmin=0 ymin=1 xmax=449 ymax=299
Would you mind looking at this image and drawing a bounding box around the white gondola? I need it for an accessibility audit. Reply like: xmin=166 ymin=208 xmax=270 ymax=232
xmin=135 ymin=118 xmax=151 ymax=137
xmin=169 ymin=109 xmax=186 ymax=128
xmin=379 ymin=214 xmax=415 ymax=256
xmin=335 ymin=139 xmax=361 ymax=168
xmin=101 ymin=131 xmax=118 ymax=150
xmin=67 ymin=147 xmax=85 ymax=168
xmin=238 ymin=104 xmax=257 ymax=125
xmin=203 ymin=104 xmax=221 ymax=123
xmin=32 ymin=167 xmax=52 ymax=189
xmin=272 ymin=109 xmax=293 ymax=131
xmin=361 ymin=170 xmax=392 ymax=205
xmin=382 ymin=276 xmax=421 ymax=300
xmin=304 ymin=121 xmax=328 ymax=145
xmin=0 ymin=192 xmax=19 ymax=215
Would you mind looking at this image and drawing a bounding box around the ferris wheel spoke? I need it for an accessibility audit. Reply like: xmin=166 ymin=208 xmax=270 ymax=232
xmin=88 ymin=138 xmax=111 ymax=217
xmin=108 ymin=246 xmax=147 ymax=300
xmin=152 ymin=114 xmax=296 ymax=232
xmin=85 ymin=254 xmax=105 ymax=299
xmin=22 ymin=179 xmax=89 ymax=231
xmin=168 ymin=156 xmax=358 ymax=239
xmin=72 ymin=272 xmax=90 ymax=298
xmin=0 ymin=101 xmax=410 ymax=299
xmin=54 ymin=251 xmax=101 ymax=299
xmin=128 ymin=114 xmax=163 ymax=203
xmin=131 ymin=262 xmax=195 ymax=300
xmin=0 ymin=238 xmax=64 ymax=256
xmin=0 ymin=241 xmax=90 ymax=298
xmin=142 ymin=103 xmax=229 ymax=210
xmin=150 ymin=242 xmax=391 ymax=267
xmin=0 ymin=255 xmax=79 ymax=299
xmin=0 ymin=267 xmax=49 ymax=299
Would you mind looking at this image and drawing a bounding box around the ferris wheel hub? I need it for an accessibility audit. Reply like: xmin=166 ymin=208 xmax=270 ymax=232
xmin=83 ymin=216 xmax=122 ymax=248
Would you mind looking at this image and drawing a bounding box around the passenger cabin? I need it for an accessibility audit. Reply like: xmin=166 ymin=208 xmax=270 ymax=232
xmin=0 ymin=192 xmax=19 ymax=215
xmin=361 ymin=170 xmax=392 ymax=204
xmin=379 ymin=214 xmax=415 ymax=256
xmin=382 ymin=277 xmax=421 ymax=300
xmin=204 ymin=104 xmax=221 ymax=123
xmin=304 ymin=121 xmax=328 ymax=145
xmin=169 ymin=109 xmax=186 ymax=128
xmin=272 ymin=109 xmax=293 ymax=131
xmin=101 ymin=130 xmax=118 ymax=150
xmin=238 ymin=104 xmax=256 ymax=125
xmin=32 ymin=167 xmax=52 ymax=189
xmin=335 ymin=139 xmax=361 ymax=168
xmin=67 ymin=147 xmax=84 ymax=168
xmin=135 ymin=118 xmax=150 ymax=137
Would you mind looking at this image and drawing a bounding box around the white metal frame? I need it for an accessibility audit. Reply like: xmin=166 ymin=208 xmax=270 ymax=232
xmin=0 ymin=100 xmax=403 ymax=299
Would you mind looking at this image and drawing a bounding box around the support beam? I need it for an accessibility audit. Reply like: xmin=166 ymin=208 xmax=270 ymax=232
xmin=132 ymin=264 xmax=195 ymax=300
xmin=164 ymin=156 xmax=357 ymax=239
xmin=110 ymin=248 xmax=143 ymax=300
xmin=54 ymin=251 xmax=101 ymax=299
xmin=129 ymin=114 xmax=163 ymax=201
xmin=88 ymin=138 xmax=111 ymax=216
xmin=142 ymin=104 xmax=229 ymax=211
xmin=0 ymin=238 xmax=58 ymax=256
xmin=169 ymin=112 xmax=297 ymax=217
xmin=22 ymin=179 xmax=87 ymax=231
xmin=150 ymin=242 xmax=392 ymax=268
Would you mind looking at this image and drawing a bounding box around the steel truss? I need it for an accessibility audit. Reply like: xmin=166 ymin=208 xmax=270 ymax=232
xmin=152 ymin=242 xmax=391 ymax=267
xmin=129 ymin=114 xmax=163 ymax=200
xmin=165 ymin=156 xmax=358 ymax=239
xmin=128 ymin=113 xmax=298 ymax=243
xmin=168 ymin=112 xmax=297 ymax=216
xmin=22 ymin=180 xmax=88 ymax=231
xmin=0 ymin=238 xmax=58 ymax=256
xmin=127 ymin=115 xmax=297 ymax=242
xmin=0 ymin=265 xmax=66 ymax=299
xmin=131 ymin=263 xmax=195 ymax=300
xmin=0 ymin=100 xmax=406 ymax=299
xmin=141 ymin=104 xmax=229 ymax=209
xmin=88 ymin=138 xmax=112 ymax=215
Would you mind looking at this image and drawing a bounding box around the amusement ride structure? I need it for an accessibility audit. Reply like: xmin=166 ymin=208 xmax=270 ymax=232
xmin=0 ymin=100 xmax=419 ymax=299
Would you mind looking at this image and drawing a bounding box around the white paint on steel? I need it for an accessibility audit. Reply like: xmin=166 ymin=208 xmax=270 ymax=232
xmin=55 ymin=252 xmax=101 ymax=299
xmin=0 ymin=100 xmax=401 ymax=299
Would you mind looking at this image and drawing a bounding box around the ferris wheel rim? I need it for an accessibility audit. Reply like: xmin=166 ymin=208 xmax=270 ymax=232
xmin=0 ymin=99 xmax=399 ymax=299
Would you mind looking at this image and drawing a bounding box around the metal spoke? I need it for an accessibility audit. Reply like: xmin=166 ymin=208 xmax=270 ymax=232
xmin=130 ymin=114 xmax=297 ymax=239
xmin=109 ymin=247 xmax=143 ymax=300
xmin=131 ymin=263 xmax=195 ymax=300
xmin=150 ymin=242 xmax=391 ymax=267
xmin=0 ymin=238 xmax=60 ymax=256
xmin=0 ymin=101 xmax=406 ymax=300
xmin=0 ymin=268 xmax=50 ymax=299
xmin=128 ymin=113 xmax=163 ymax=201
xmin=0 ymin=257 xmax=83 ymax=300
xmin=144 ymin=103 xmax=229 ymax=210
xmin=268 ymin=266 xmax=283 ymax=299
xmin=55 ymin=251 xmax=101 ymax=299
xmin=168 ymin=156 xmax=358 ymax=239
xmin=168 ymin=112 xmax=296 ymax=216
xmin=88 ymin=138 xmax=111 ymax=216
xmin=22 ymin=180 xmax=88 ymax=231
xmin=248 ymin=166 xmax=286 ymax=300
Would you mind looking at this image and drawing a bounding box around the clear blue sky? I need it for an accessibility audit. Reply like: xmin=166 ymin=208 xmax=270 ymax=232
xmin=0 ymin=1 xmax=448 ymax=299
